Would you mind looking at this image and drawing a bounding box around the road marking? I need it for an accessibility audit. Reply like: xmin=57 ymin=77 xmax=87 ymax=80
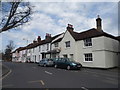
xmin=1 ymin=69 xmax=12 ymax=80
xmin=28 ymin=80 xmax=45 ymax=86
xmin=40 ymin=80 xmax=45 ymax=86
xmin=28 ymin=80 xmax=41 ymax=83
xmin=45 ymin=71 xmax=52 ymax=75
xmin=81 ymin=87 xmax=89 ymax=90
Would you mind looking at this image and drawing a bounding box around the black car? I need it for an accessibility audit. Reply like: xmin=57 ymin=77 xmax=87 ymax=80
xmin=38 ymin=58 xmax=54 ymax=67
xmin=54 ymin=58 xmax=82 ymax=70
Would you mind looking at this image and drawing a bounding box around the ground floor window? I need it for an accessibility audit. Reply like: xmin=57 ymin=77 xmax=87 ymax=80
xmin=63 ymin=54 xmax=68 ymax=58
xmin=84 ymin=53 xmax=93 ymax=62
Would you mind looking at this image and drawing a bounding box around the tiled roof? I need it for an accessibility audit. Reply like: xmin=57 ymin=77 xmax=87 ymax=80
xmin=68 ymin=28 xmax=118 ymax=41
xmin=51 ymin=38 xmax=63 ymax=44
xmin=117 ymin=36 xmax=120 ymax=41
xmin=12 ymin=47 xmax=26 ymax=53
xmin=23 ymin=33 xmax=63 ymax=50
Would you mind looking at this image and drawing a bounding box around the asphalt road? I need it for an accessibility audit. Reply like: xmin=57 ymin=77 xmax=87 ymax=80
xmin=2 ymin=62 xmax=119 ymax=89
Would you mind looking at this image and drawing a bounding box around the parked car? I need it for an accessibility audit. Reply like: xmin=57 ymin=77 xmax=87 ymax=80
xmin=54 ymin=58 xmax=82 ymax=70
xmin=38 ymin=58 xmax=54 ymax=67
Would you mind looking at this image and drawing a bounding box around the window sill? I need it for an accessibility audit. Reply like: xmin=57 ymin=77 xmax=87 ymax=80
xmin=83 ymin=61 xmax=93 ymax=63
xmin=65 ymin=47 xmax=71 ymax=49
xmin=83 ymin=46 xmax=92 ymax=49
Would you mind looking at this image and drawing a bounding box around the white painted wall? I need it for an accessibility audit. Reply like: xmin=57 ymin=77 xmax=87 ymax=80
xmin=76 ymin=36 xmax=119 ymax=68
xmin=76 ymin=37 xmax=106 ymax=68
xmin=60 ymin=30 xmax=77 ymax=61
xmin=103 ymin=37 xmax=119 ymax=68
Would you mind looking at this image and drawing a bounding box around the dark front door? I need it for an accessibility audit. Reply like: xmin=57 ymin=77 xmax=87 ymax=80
xmin=42 ymin=53 xmax=46 ymax=59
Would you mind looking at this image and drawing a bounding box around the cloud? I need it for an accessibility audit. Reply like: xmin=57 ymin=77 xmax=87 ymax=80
xmin=1 ymin=2 xmax=118 ymax=51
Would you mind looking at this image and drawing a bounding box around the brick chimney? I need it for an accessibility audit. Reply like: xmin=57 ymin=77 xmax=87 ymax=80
xmin=96 ymin=15 xmax=102 ymax=31
xmin=67 ymin=24 xmax=74 ymax=31
xmin=45 ymin=33 xmax=51 ymax=39
xmin=33 ymin=40 xmax=37 ymax=43
xmin=37 ymin=36 xmax=41 ymax=42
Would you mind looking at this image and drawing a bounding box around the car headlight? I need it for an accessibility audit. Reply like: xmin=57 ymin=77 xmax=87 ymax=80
xmin=71 ymin=63 xmax=76 ymax=66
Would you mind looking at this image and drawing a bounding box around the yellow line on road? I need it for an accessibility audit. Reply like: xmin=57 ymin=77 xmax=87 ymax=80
xmin=40 ymin=80 xmax=45 ymax=86
xmin=1 ymin=69 xmax=12 ymax=80
xmin=28 ymin=80 xmax=41 ymax=83
xmin=28 ymin=80 xmax=45 ymax=86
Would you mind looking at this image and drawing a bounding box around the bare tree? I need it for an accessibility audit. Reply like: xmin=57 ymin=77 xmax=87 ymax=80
xmin=4 ymin=40 xmax=16 ymax=61
xmin=0 ymin=1 xmax=33 ymax=33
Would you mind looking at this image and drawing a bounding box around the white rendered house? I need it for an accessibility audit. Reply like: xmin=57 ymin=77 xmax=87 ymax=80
xmin=12 ymin=16 xmax=119 ymax=68
xmin=60 ymin=16 xmax=119 ymax=68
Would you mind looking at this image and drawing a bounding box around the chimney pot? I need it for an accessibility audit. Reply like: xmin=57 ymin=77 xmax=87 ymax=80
xmin=45 ymin=33 xmax=51 ymax=39
xmin=37 ymin=36 xmax=41 ymax=42
xmin=67 ymin=24 xmax=74 ymax=31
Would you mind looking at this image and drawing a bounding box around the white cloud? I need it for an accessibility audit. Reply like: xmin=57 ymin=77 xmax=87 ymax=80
xmin=2 ymin=2 xmax=118 ymax=50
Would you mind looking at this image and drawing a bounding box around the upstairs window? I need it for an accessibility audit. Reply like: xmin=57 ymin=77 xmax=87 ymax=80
xmin=65 ymin=41 xmax=70 ymax=47
xmin=84 ymin=38 xmax=92 ymax=46
xmin=54 ymin=42 xmax=58 ymax=47
xmin=47 ymin=44 xmax=49 ymax=50
xmin=33 ymin=48 xmax=34 ymax=52
xmin=84 ymin=53 xmax=93 ymax=61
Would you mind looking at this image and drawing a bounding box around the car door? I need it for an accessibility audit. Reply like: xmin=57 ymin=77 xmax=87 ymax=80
xmin=62 ymin=59 xmax=68 ymax=68
xmin=59 ymin=58 xmax=66 ymax=68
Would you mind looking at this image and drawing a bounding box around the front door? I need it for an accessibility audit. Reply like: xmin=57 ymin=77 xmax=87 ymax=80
xmin=42 ymin=53 xmax=46 ymax=59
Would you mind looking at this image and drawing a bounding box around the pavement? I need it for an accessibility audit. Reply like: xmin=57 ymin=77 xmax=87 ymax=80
xmin=1 ymin=62 xmax=119 ymax=89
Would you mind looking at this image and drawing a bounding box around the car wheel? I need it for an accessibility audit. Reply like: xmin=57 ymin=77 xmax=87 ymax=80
xmin=54 ymin=64 xmax=57 ymax=68
xmin=67 ymin=65 xmax=71 ymax=70
xmin=44 ymin=64 xmax=46 ymax=67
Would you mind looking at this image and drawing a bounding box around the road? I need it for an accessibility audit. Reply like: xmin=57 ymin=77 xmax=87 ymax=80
xmin=2 ymin=62 xmax=119 ymax=89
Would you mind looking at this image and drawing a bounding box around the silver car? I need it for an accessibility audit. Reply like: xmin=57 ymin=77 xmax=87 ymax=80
xmin=38 ymin=58 xmax=54 ymax=67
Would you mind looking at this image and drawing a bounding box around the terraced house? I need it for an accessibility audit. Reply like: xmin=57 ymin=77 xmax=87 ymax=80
xmin=12 ymin=16 xmax=120 ymax=68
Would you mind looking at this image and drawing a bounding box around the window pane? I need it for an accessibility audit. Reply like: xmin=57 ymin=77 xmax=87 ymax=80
xmin=84 ymin=53 xmax=93 ymax=61
xmin=84 ymin=38 xmax=92 ymax=46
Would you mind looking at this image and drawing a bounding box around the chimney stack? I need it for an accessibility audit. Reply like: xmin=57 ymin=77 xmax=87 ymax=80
xmin=33 ymin=40 xmax=37 ymax=43
xmin=96 ymin=15 xmax=102 ymax=31
xmin=67 ymin=24 xmax=74 ymax=31
xmin=45 ymin=33 xmax=51 ymax=39
xmin=37 ymin=36 xmax=41 ymax=42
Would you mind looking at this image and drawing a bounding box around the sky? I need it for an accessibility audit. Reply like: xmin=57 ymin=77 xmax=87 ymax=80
xmin=0 ymin=1 xmax=119 ymax=52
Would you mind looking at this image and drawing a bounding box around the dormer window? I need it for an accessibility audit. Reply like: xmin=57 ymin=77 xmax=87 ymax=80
xmin=84 ymin=38 xmax=92 ymax=46
xmin=65 ymin=41 xmax=70 ymax=47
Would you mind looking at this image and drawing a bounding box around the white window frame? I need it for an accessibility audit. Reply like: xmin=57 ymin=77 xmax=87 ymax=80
xmin=65 ymin=41 xmax=70 ymax=47
xmin=84 ymin=38 xmax=92 ymax=47
xmin=84 ymin=53 xmax=93 ymax=62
